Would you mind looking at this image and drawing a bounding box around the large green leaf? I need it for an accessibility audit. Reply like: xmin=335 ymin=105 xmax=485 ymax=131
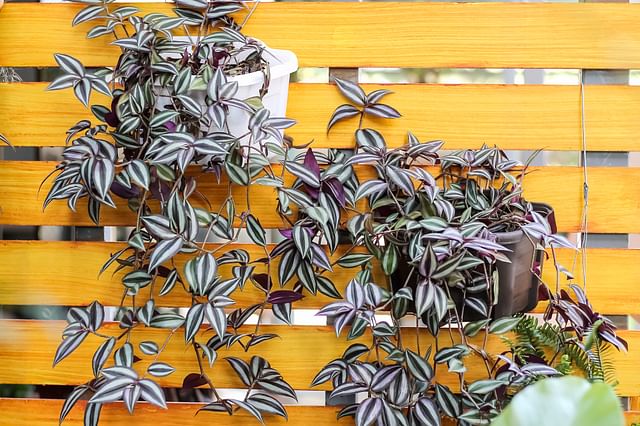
xmin=492 ymin=377 xmax=624 ymax=426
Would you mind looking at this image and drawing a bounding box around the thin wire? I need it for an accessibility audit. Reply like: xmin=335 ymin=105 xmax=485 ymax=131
xmin=240 ymin=1 xmax=260 ymax=30
xmin=575 ymin=70 xmax=589 ymax=291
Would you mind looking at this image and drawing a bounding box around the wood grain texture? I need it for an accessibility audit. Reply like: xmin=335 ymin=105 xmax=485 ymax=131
xmin=0 ymin=240 xmax=379 ymax=309
xmin=0 ymin=398 xmax=461 ymax=425
xmin=4 ymin=82 xmax=640 ymax=152
xmin=1 ymin=161 xmax=638 ymax=233
xmin=0 ymin=241 xmax=637 ymax=315
xmin=0 ymin=398 xmax=632 ymax=425
xmin=626 ymin=411 xmax=640 ymax=425
xmin=3 ymin=3 xmax=640 ymax=68
xmin=0 ymin=321 xmax=637 ymax=395
xmin=0 ymin=399 xmax=339 ymax=425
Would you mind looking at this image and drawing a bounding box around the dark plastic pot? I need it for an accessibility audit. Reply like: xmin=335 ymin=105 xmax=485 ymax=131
xmin=391 ymin=203 xmax=554 ymax=321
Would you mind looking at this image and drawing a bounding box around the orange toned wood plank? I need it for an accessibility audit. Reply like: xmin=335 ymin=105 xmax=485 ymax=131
xmin=4 ymin=83 xmax=640 ymax=152
xmin=627 ymin=411 xmax=640 ymax=425
xmin=0 ymin=161 xmax=636 ymax=233
xmin=0 ymin=320 xmax=637 ymax=395
xmin=0 ymin=240 xmax=380 ymax=309
xmin=0 ymin=398 xmax=459 ymax=425
xmin=3 ymin=3 xmax=640 ymax=68
xmin=0 ymin=399 xmax=339 ymax=426
xmin=1 ymin=241 xmax=637 ymax=315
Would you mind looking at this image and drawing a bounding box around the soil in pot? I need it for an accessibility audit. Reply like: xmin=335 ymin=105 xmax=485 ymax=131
xmin=391 ymin=203 xmax=554 ymax=322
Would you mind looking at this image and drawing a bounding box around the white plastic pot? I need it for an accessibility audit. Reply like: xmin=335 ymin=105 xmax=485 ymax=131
xmin=223 ymin=45 xmax=298 ymax=145
xmin=161 ymin=40 xmax=298 ymax=147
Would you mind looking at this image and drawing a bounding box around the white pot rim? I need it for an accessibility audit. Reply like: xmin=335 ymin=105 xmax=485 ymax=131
xmin=171 ymin=36 xmax=298 ymax=88
xmin=228 ymin=46 xmax=298 ymax=87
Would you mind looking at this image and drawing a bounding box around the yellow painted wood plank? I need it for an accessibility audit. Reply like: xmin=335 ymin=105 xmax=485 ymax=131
xmin=0 ymin=320 xmax=637 ymax=395
xmin=0 ymin=398 xmax=460 ymax=425
xmin=3 ymin=3 xmax=640 ymax=68
xmin=3 ymin=83 xmax=640 ymax=152
xmin=0 ymin=161 xmax=636 ymax=233
xmin=626 ymin=411 xmax=640 ymax=426
xmin=0 ymin=399 xmax=340 ymax=426
xmin=0 ymin=240 xmax=377 ymax=309
xmin=0 ymin=241 xmax=636 ymax=315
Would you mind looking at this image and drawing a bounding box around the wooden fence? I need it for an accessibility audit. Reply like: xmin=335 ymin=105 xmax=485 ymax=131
xmin=1 ymin=1 xmax=640 ymax=424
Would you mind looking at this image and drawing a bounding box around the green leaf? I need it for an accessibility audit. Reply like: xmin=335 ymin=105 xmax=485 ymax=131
xmin=123 ymin=270 xmax=152 ymax=289
xmin=84 ymin=402 xmax=102 ymax=426
xmin=333 ymin=78 xmax=366 ymax=106
xmin=72 ymin=5 xmax=104 ymax=26
xmin=54 ymin=53 xmax=85 ymax=77
xmin=405 ymin=349 xmax=433 ymax=382
xmin=148 ymin=237 xmax=183 ymax=271
xmin=59 ymin=385 xmax=89 ymax=424
xmin=92 ymin=337 xmax=115 ymax=376
xmin=114 ymin=343 xmax=133 ymax=367
xmin=491 ymin=377 xmax=624 ymax=426
xmin=337 ymin=253 xmax=372 ymax=268
xmin=139 ymin=341 xmax=159 ymax=356
xmin=53 ymin=331 xmax=88 ymax=367
xmin=225 ymin=162 xmax=250 ymax=186
xmin=127 ymin=160 xmax=150 ymax=190
xmin=89 ymin=377 xmax=135 ymax=404
xmin=435 ymin=384 xmax=460 ymax=418
xmin=286 ymin=161 xmax=320 ymax=188
xmin=149 ymin=110 xmax=179 ymax=128
xmin=148 ymin=362 xmax=176 ymax=377
xmin=355 ymin=128 xmax=385 ymax=150
xmin=467 ymin=379 xmax=505 ymax=394
xmin=464 ymin=319 xmax=490 ymax=337
xmin=247 ymin=393 xmax=287 ymax=419
xmin=138 ymin=379 xmax=167 ymax=408
xmin=327 ymin=104 xmax=361 ymax=132
xmin=229 ymin=399 xmax=264 ymax=424
xmin=158 ymin=269 xmax=177 ymax=296
xmin=184 ymin=303 xmax=205 ymax=342
xmin=225 ymin=357 xmax=253 ymax=386
xmin=292 ymin=225 xmax=311 ymax=258
xmin=415 ymin=281 xmax=435 ymax=317
xmin=413 ymin=397 xmax=440 ymax=426
xmin=73 ymin=78 xmax=92 ymax=107
xmin=489 ymin=316 xmax=523 ymax=335
xmin=246 ymin=214 xmax=266 ymax=247
xmin=150 ymin=312 xmax=184 ymax=329
xmin=381 ymin=245 xmax=398 ymax=275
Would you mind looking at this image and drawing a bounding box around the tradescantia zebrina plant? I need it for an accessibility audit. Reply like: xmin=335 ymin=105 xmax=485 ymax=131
xmin=304 ymin=80 xmax=628 ymax=425
xmin=45 ymin=1 xmax=301 ymax=425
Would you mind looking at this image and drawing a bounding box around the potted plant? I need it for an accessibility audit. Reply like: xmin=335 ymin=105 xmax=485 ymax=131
xmin=271 ymin=79 xmax=627 ymax=425
xmin=48 ymin=0 xmax=297 ymax=148
xmin=43 ymin=1 xmax=301 ymax=424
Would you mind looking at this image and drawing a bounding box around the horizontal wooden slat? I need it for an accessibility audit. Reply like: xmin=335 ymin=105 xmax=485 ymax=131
xmin=0 ymin=241 xmax=636 ymax=315
xmin=626 ymin=411 xmax=640 ymax=425
xmin=1 ymin=399 xmax=635 ymax=426
xmin=1 ymin=161 xmax=638 ymax=233
xmin=0 ymin=399 xmax=340 ymax=425
xmin=0 ymin=241 xmax=369 ymax=309
xmin=0 ymin=320 xmax=637 ymax=395
xmin=0 ymin=398 xmax=634 ymax=426
xmin=3 ymin=3 xmax=640 ymax=68
xmin=3 ymin=83 xmax=640 ymax=152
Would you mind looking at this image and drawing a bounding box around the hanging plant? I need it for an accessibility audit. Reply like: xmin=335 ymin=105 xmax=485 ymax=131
xmin=44 ymin=1 xmax=301 ymax=424
xmin=280 ymin=79 xmax=626 ymax=425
